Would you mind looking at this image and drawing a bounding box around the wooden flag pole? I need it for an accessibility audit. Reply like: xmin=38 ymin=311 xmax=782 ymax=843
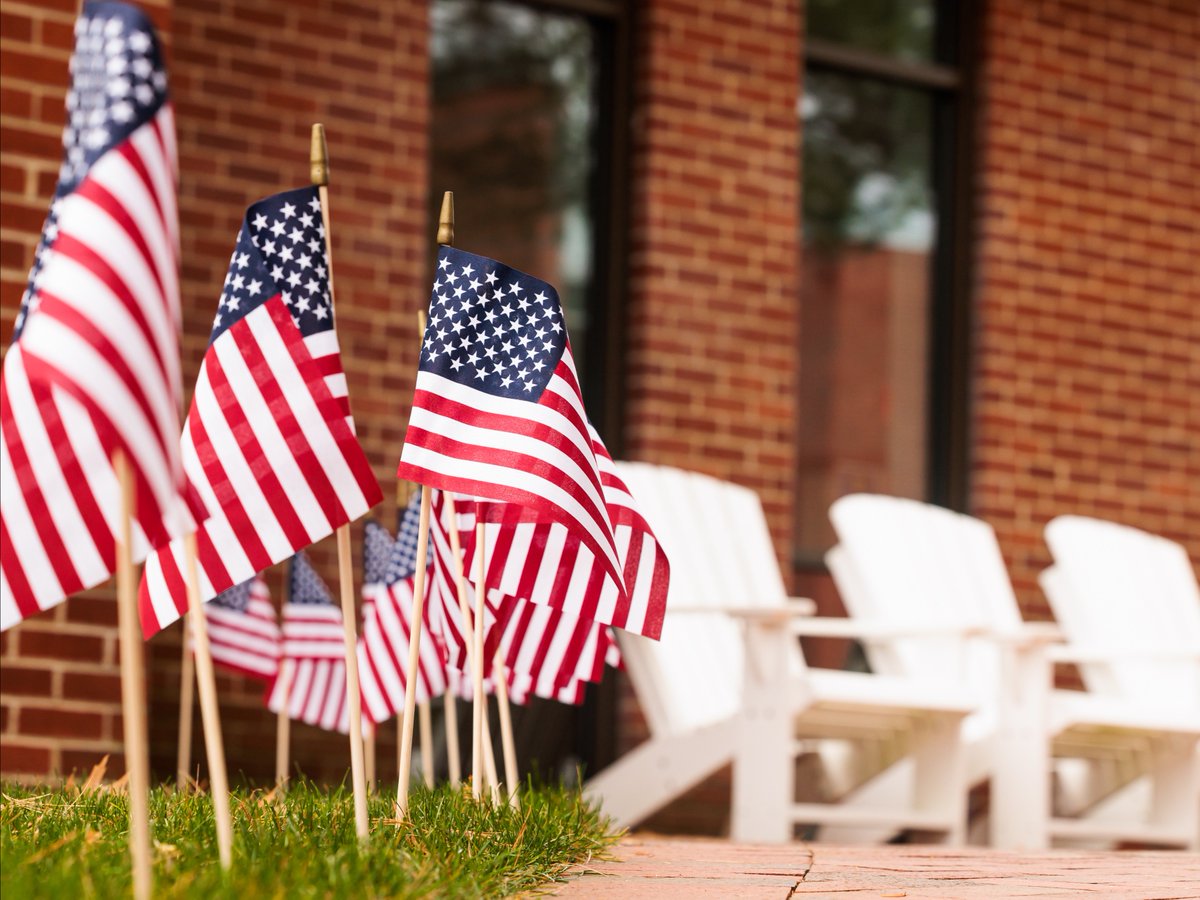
xmin=274 ymin=658 xmax=292 ymax=790
xmin=312 ymin=123 xmax=370 ymax=841
xmin=182 ymin=532 xmax=234 ymax=867
xmin=442 ymin=492 xmax=498 ymax=800
xmin=418 ymin=701 xmax=435 ymax=788
xmin=444 ymin=690 xmax=461 ymax=787
xmin=394 ymin=487 xmax=432 ymax=817
xmin=114 ymin=451 xmax=152 ymax=900
xmin=176 ymin=616 xmax=194 ymax=789
xmin=472 ymin=519 xmax=487 ymax=800
xmin=337 ymin=509 xmax=369 ymax=837
xmin=492 ymin=652 xmax=520 ymax=808
xmin=480 ymin=693 xmax=501 ymax=802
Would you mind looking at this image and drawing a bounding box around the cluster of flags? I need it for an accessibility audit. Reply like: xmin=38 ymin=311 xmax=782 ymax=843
xmin=1 ymin=0 xmax=669 ymax=764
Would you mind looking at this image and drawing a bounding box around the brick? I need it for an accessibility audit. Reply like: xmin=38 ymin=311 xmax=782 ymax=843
xmin=62 ymin=672 xmax=122 ymax=704
xmin=19 ymin=706 xmax=104 ymax=740
xmin=0 ymin=742 xmax=51 ymax=774
xmin=0 ymin=665 xmax=53 ymax=697
xmin=18 ymin=630 xmax=105 ymax=663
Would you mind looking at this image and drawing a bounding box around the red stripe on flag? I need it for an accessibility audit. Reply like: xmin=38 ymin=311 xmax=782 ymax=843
xmin=202 ymin=350 xmax=310 ymax=552
xmin=0 ymin=515 xmax=40 ymax=622
xmin=33 ymin=382 xmax=115 ymax=569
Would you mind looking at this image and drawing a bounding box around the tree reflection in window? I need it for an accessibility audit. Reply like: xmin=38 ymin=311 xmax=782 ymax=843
xmin=802 ymin=72 xmax=933 ymax=250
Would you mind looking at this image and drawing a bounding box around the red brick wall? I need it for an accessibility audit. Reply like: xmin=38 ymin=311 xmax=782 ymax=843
xmin=617 ymin=0 xmax=803 ymax=834
xmin=973 ymin=0 xmax=1200 ymax=614
xmin=623 ymin=1 xmax=801 ymax=563
xmin=0 ymin=0 xmax=428 ymax=783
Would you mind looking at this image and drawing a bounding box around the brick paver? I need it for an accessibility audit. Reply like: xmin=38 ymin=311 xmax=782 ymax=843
xmin=554 ymin=837 xmax=1200 ymax=898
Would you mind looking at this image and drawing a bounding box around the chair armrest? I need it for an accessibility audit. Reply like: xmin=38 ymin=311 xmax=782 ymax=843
xmin=669 ymin=598 xmax=817 ymax=619
xmin=985 ymin=622 xmax=1064 ymax=647
xmin=787 ymin=618 xmax=989 ymax=640
xmin=1045 ymin=644 xmax=1200 ymax=663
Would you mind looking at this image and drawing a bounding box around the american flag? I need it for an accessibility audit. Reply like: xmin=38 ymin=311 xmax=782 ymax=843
xmin=1 ymin=2 xmax=200 ymax=631
xmin=202 ymin=574 xmax=279 ymax=680
xmin=357 ymin=494 xmax=448 ymax=726
xmin=397 ymin=247 xmax=629 ymax=620
xmin=456 ymin=426 xmax=669 ymax=640
xmin=265 ymin=552 xmax=349 ymax=733
xmin=138 ymin=184 xmax=382 ymax=637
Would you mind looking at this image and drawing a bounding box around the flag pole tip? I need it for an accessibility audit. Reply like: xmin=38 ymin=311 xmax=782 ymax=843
xmin=310 ymin=123 xmax=329 ymax=187
xmin=437 ymin=191 xmax=454 ymax=247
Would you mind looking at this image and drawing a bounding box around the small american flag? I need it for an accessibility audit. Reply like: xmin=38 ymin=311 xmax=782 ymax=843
xmin=1 ymin=2 xmax=200 ymax=631
xmin=458 ymin=426 xmax=669 ymax=639
xmin=357 ymin=493 xmax=448 ymax=726
xmin=138 ymin=185 xmax=382 ymax=638
xmin=397 ymin=247 xmax=629 ymax=620
xmin=265 ymin=552 xmax=349 ymax=733
xmin=202 ymin=575 xmax=279 ymax=681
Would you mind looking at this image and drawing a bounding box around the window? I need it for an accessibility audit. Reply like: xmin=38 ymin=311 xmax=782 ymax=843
xmin=796 ymin=3 xmax=976 ymax=613
xmin=430 ymin=0 xmax=631 ymax=777
xmin=429 ymin=0 xmax=630 ymax=441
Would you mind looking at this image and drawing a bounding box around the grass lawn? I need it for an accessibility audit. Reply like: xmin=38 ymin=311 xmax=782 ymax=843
xmin=1 ymin=777 xmax=616 ymax=898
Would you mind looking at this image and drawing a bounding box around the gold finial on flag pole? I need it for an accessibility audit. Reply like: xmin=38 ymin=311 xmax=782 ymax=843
xmin=437 ymin=191 xmax=454 ymax=247
xmin=310 ymin=123 xmax=330 ymax=187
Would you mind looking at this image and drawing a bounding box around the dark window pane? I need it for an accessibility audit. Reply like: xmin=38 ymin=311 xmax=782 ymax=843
xmin=431 ymin=0 xmax=596 ymax=380
xmin=797 ymin=71 xmax=935 ymax=560
xmin=807 ymin=0 xmax=936 ymax=62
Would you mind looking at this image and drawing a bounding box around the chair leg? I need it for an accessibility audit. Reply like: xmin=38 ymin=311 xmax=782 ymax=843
xmin=731 ymin=621 xmax=796 ymax=843
xmin=991 ymin=642 xmax=1052 ymax=850
xmin=911 ymin=714 xmax=968 ymax=845
xmin=731 ymin=681 xmax=793 ymax=842
xmin=1147 ymin=736 xmax=1200 ymax=850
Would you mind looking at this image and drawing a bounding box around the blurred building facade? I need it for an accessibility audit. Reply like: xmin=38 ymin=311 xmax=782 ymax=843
xmin=1 ymin=0 xmax=1196 ymax=833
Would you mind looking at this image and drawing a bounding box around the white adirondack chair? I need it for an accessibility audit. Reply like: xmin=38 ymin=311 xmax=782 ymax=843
xmin=1040 ymin=515 xmax=1200 ymax=848
xmin=827 ymin=495 xmax=1200 ymax=849
xmin=584 ymin=463 xmax=976 ymax=844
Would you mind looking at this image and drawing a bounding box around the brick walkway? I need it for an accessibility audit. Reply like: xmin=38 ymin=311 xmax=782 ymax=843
xmin=554 ymin=837 xmax=1200 ymax=898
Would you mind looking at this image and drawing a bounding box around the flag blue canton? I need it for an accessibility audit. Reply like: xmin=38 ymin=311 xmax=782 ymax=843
xmin=211 ymin=577 xmax=254 ymax=613
xmin=419 ymin=247 xmax=566 ymax=402
xmin=209 ymin=186 xmax=332 ymax=344
xmin=289 ymin=552 xmax=335 ymax=607
xmin=14 ymin=0 xmax=168 ymax=343
xmin=361 ymin=520 xmax=394 ymax=588
xmin=384 ymin=489 xmax=425 ymax=585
